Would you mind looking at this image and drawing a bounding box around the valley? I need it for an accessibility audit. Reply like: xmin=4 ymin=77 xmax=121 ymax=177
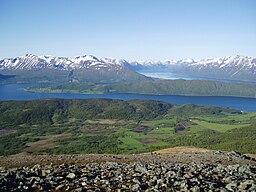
xmin=0 ymin=98 xmax=255 ymax=156
xmin=1 ymin=98 xmax=256 ymax=191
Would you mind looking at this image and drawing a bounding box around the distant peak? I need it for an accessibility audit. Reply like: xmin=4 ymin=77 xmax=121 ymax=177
xmin=75 ymin=55 xmax=99 ymax=61
xmin=179 ymin=58 xmax=195 ymax=63
xmin=24 ymin=53 xmax=37 ymax=57
xmin=43 ymin=55 xmax=53 ymax=58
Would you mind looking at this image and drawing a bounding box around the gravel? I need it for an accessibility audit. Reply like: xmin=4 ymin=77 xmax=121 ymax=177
xmin=0 ymin=150 xmax=255 ymax=191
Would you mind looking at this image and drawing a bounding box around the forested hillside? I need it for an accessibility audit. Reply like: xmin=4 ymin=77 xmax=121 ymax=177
xmin=28 ymin=79 xmax=256 ymax=98
xmin=0 ymin=98 xmax=255 ymax=156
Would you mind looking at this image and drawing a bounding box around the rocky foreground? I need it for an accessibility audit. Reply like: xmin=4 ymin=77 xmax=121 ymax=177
xmin=0 ymin=150 xmax=256 ymax=191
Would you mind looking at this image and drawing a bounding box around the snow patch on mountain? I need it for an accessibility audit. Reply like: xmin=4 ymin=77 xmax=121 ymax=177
xmin=189 ymin=55 xmax=256 ymax=73
xmin=0 ymin=54 xmax=128 ymax=71
xmin=1 ymin=54 xmax=255 ymax=79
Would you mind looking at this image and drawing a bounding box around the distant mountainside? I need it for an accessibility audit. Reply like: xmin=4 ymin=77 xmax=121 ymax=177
xmin=128 ymin=58 xmax=195 ymax=70
xmin=1 ymin=54 xmax=255 ymax=83
xmin=0 ymin=74 xmax=15 ymax=81
xmin=29 ymin=79 xmax=256 ymax=98
xmin=175 ymin=55 xmax=256 ymax=82
xmin=129 ymin=55 xmax=256 ymax=82
xmin=0 ymin=54 xmax=150 ymax=83
xmin=0 ymin=98 xmax=237 ymax=127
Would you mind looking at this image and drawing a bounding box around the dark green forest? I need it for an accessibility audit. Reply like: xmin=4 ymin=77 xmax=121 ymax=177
xmin=28 ymin=79 xmax=256 ymax=98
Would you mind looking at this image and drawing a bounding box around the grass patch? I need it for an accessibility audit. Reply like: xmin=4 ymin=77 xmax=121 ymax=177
xmin=192 ymin=120 xmax=250 ymax=132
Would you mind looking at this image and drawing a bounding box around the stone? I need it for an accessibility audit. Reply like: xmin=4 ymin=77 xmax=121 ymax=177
xmin=156 ymin=179 xmax=163 ymax=186
xmin=23 ymin=185 xmax=29 ymax=190
xmin=66 ymin=173 xmax=76 ymax=179
xmin=134 ymin=164 xmax=147 ymax=174
xmin=226 ymin=182 xmax=237 ymax=191
xmin=74 ymin=187 xmax=83 ymax=192
xmin=81 ymin=169 xmax=90 ymax=173
xmin=55 ymin=184 xmax=64 ymax=190
xmin=248 ymin=184 xmax=256 ymax=191
xmin=209 ymin=182 xmax=217 ymax=190
xmin=238 ymin=181 xmax=251 ymax=190
xmin=238 ymin=165 xmax=251 ymax=174
xmin=42 ymin=169 xmax=51 ymax=177
xmin=228 ymin=151 xmax=242 ymax=157
xmin=131 ymin=184 xmax=141 ymax=191
xmin=191 ymin=186 xmax=200 ymax=192
xmin=1 ymin=154 xmax=256 ymax=192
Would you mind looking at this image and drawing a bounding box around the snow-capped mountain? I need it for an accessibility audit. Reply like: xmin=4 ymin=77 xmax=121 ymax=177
xmin=128 ymin=55 xmax=256 ymax=82
xmin=128 ymin=60 xmax=166 ymax=71
xmin=177 ymin=55 xmax=256 ymax=81
xmin=188 ymin=55 xmax=255 ymax=74
xmin=0 ymin=54 xmax=127 ymax=71
xmin=0 ymin=54 xmax=255 ymax=82
xmin=0 ymin=54 xmax=150 ymax=83
xmin=127 ymin=58 xmax=197 ymax=71
xmin=128 ymin=58 xmax=195 ymax=66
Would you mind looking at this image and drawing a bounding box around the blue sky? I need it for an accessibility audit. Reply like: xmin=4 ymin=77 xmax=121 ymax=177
xmin=0 ymin=0 xmax=255 ymax=60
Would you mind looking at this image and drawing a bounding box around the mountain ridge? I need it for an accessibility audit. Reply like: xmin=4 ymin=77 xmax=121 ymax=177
xmin=128 ymin=55 xmax=256 ymax=82
xmin=0 ymin=54 xmax=150 ymax=83
xmin=1 ymin=54 xmax=255 ymax=71
xmin=1 ymin=54 xmax=255 ymax=82
xmin=0 ymin=54 xmax=129 ymax=71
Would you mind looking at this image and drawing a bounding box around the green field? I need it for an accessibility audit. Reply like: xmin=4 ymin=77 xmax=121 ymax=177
xmin=0 ymin=98 xmax=256 ymax=155
xmin=191 ymin=120 xmax=250 ymax=132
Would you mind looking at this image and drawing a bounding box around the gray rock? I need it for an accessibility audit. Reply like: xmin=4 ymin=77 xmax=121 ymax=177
xmin=74 ymin=187 xmax=83 ymax=192
xmin=66 ymin=172 xmax=76 ymax=179
xmin=191 ymin=186 xmax=200 ymax=192
xmin=0 ymin=157 xmax=255 ymax=191
xmin=228 ymin=151 xmax=242 ymax=157
xmin=55 ymin=184 xmax=64 ymax=191
xmin=248 ymin=184 xmax=256 ymax=191
xmin=226 ymin=182 xmax=237 ymax=191
xmin=42 ymin=169 xmax=51 ymax=176
xmin=131 ymin=183 xmax=141 ymax=191
xmin=134 ymin=164 xmax=147 ymax=174
xmin=238 ymin=165 xmax=251 ymax=174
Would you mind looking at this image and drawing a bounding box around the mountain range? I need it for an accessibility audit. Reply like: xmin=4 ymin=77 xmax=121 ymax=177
xmin=129 ymin=55 xmax=256 ymax=82
xmin=0 ymin=54 xmax=149 ymax=83
xmin=0 ymin=54 xmax=255 ymax=83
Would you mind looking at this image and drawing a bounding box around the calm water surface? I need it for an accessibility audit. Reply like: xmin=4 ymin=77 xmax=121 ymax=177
xmin=0 ymin=83 xmax=256 ymax=112
xmin=140 ymin=71 xmax=256 ymax=84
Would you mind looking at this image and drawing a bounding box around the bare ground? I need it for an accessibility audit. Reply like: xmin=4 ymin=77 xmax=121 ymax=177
xmin=0 ymin=129 xmax=16 ymax=137
xmin=25 ymin=134 xmax=69 ymax=153
xmin=138 ymin=138 xmax=160 ymax=143
xmin=154 ymin=146 xmax=210 ymax=154
xmin=1 ymin=146 xmax=256 ymax=168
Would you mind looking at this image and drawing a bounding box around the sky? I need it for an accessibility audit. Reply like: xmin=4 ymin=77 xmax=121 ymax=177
xmin=0 ymin=0 xmax=255 ymax=60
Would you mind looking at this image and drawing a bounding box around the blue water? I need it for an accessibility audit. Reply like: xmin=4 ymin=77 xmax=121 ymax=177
xmin=139 ymin=71 xmax=195 ymax=80
xmin=140 ymin=71 xmax=256 ymax=84
xmin=0 ymin=83 xmax=256 ymax=112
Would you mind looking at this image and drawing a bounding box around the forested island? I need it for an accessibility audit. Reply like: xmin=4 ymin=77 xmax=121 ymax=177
xmin=27 ymin=79 xmax=256 ymax=98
